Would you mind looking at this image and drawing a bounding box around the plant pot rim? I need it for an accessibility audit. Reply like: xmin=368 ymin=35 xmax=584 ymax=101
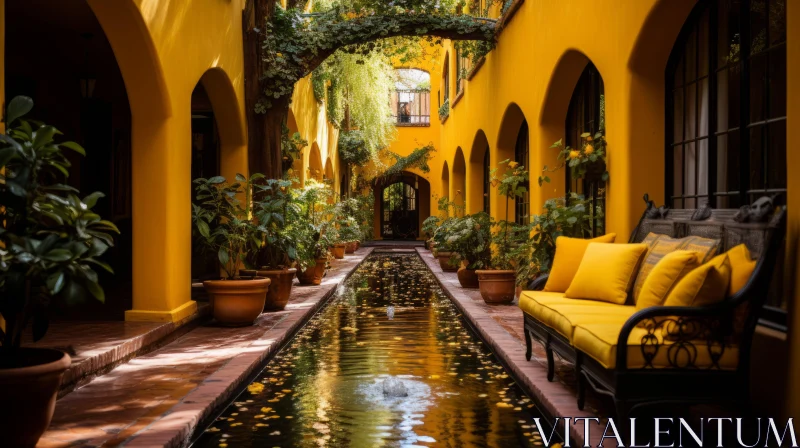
xmin=204 ymin=277 xmax=271 ymax=287
xmin=258 ymin=267 xmax=298 ymax=274
xmin=0 ymin=348 xmax=71 ymax=376
xmin=333 ymin=243 xmax=347 ymax=247
xmin=475 ymin=269 xmax=516 ymax=275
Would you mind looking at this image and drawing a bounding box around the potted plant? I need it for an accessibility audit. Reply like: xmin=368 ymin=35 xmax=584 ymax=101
xmin=431 ymin=197 xmax=463 ymax=272
xmin=249 ymin=179 xmax=301 ymax=311
xmin=476 ymin=159 xmax=529 ymax=304
xmin=0 ymin=97 xmax=120 ymax=446
xmin=421 ymin=215 xmax=440 ymax=251
xmin=294 ymin=182 xmax=333 ymax=285
xmin=446 ymin=212 xmax=492 ymax=288
xmin=337 ymin=216 xmax=361 ymax=255
xmin=193 ymin=173 xmax=270 ymax=325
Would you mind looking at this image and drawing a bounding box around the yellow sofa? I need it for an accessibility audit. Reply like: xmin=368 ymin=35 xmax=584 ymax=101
xmin=519 ymin=200 xmax=785 ymax=419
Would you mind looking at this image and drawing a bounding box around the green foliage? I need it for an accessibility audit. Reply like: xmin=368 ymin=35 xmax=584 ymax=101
xmin=488 ymin=159 xmax=529 ymax=269
xmin=253 ymin=179 xmax=303 ymax=269
xmin=257 ymin=3 xmax=496 ymax=111
xmin=326 ymin=77 xmax=345 ymax=128
xmin=512 ymin=194 xmax=603 ymax=286
xmin=438 ymin=99 xmax=450 ymax=120
xmin=311 ymin=67 xmax=328 ymax=104
xmin=383 ymin=143 xmax=436 ymax=176
xmin=444 ymin=212 xmax=492 ymax=269
xmin=540 ymin=132 xmax=608 ymax=186
xmin=281 ymin=123 xmax=308 ymax=175
xmin=338 ymin=130 xmax=371 ymax=166
xmin=193 ymin=173 xmax=263 ymax=280
xmin=0 ymin=97 xmax=120 ymax=351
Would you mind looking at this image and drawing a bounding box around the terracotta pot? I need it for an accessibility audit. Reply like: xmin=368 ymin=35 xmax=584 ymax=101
xmin=476 ymin=270 xmax=517 ymax=304
xmin=457 ymin=265 xmax=480 ymax=288
xmin=345 ymin=241 xmax=357 ymax=254
xmin=332 ymin=244 xmax=346 ymax=259
xmin=355 ymin=241 xmax=361 ymax=250
xmin=204 ymin=277 xmax=270 ymax=325
xmin=437 ymin=251 xmax=459 ymax=272
xmin=0 ymin=348 xmax=71 ymax=447
xmin=297 ymin=258 xmax=327 ymax=286
xmin=257 ymin=268 xmax=297 ymax=311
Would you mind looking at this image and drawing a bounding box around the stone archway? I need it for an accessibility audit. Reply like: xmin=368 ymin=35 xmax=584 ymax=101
xmin=452 ymin=147 xmax=466 ymax=216
xmin=467 ymin=129 xmax=490 ymax=214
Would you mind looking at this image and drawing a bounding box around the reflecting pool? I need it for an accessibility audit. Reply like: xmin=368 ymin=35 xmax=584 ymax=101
xmin=194 ymin=254 xmax=551 ymax=447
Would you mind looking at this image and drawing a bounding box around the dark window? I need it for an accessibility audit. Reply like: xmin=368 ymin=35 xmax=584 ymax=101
xmin=514 ymin=121 xmax=530 ymax=225
xmin=456 ymin=48 xmax=470 ymax=95
xmin=483 ymin=148 xmax=491 ymax=213
xmin=667 ymin=0 xmax=787 ymax=328
xmin=565 ymin=62 xmax=606 ymax=235
xmin=667 ymin=0 xmax=786 ymax=209
xmin=442 ymin=54 xmax=450 ymax=103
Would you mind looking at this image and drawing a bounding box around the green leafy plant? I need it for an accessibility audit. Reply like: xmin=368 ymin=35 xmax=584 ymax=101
xmin=539 ymin=131 xmax=608 ymax=186
xmin=192 ymin=173 xmax=263 ymax=280
xmin=281 ymin=123 xmax=308 ymax=175
xmin=489 ymin=159 xmax=529 ymax=270
xmin=445 ymin=212 xmax=492 ymax=269
xmin=438 ymin=99 xmax=450 ymax=120
xmin=253 ymin=179 xmax=303 ymax=269
xmin=0 ymin=96 xmax=119 ymax=352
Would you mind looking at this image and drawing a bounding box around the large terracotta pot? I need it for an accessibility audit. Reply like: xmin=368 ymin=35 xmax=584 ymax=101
xmin=457 ymin=265 xmax=480 ymax=288
xmin=345 ymin=241 xmax=357 ymax=254
xmin=297 ymin=258 xmax=327 ymax=286
xmin=437 ymin=251 xmax=458 ymax=272
xmin=204 ymin=277 xmax=270 ymax=325
xmin=0 ymin=348 xmax=71 ymax=447
xmin=476 ymin=270 xmax=516 ymax=304
xmin=332 ymin=244 xmax=346 ymax=259
xmin=256 ymin=268 xmax=297 ymax=311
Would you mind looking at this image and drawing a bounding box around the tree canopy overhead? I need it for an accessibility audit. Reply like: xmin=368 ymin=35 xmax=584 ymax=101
xmin=243 ymin=0 xmax=498 ymax=179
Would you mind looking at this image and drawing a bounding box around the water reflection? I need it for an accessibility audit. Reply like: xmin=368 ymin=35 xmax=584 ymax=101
xmin=194 ymin=254 xmax=549 ymax=447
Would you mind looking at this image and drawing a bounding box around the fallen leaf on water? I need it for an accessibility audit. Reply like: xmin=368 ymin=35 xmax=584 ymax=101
xmin=248 ymin=383 xmax=265 ymax=394
xmin=496 ymin=402 xmax=514 ymax=408
xmin=231 ymin=423 xmax=242 ymax=427
xmin=261 ymin=407 xmax=273 ymax=413
xmin=281 ymin=389 xmax=292 ymax=393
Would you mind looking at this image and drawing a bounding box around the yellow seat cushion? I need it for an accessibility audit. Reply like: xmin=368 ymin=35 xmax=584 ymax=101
xmin=573 ymin=321 xmax=740 ymax=369
xmin=543 ymin=233 xmax=617 ymax=293
xmin=565 ymin=243 xmax=648 ymax=305
xmin=727 ymin=244 xmax=756 ymax=296
xmin=632 ymin=233 xmax=720 ymax=304
xmin=636 ymin=250 xmax=700 ymax=310
xmin=664 ymin=253 xmax=732 ymax=307
xmin=519 ymin=291 xmax=634 ymax=340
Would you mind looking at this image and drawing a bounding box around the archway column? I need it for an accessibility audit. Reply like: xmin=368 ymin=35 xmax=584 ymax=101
xmin=125 ymin=110 xmax=198 ymax=322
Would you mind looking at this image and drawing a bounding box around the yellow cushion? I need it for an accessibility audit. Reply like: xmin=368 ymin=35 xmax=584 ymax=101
xmin=519 ymin=291 xmax=633 ymax=340
xmin=664 ymin=253 xmax=732 ymax=307
xmin=565 ymin=243 xmax=648 ymax=305
xmin=727 ymin=244 xmax=756 ymax=296
xmin=572 ymin=321 xmax=739 ymax=369
xmin=543 ymin=233 xmax=617 ymax=293
xmin=632 ymin=233 xmax=720 ymax=303
xmin=636 ymin=250 xmax=700 ymax=310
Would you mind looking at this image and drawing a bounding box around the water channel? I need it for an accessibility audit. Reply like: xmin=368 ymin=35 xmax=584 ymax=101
xmin=194 ymin=253 xmax=551 ymax=447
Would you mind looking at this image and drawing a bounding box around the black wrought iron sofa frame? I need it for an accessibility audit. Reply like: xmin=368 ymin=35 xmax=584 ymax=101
xmin=522 ymin=200 xmax=786 ymax=419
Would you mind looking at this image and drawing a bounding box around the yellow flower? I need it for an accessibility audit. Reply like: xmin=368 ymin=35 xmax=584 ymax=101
xmin=276 ymin=52 xmax=283 ymax=58
xmin=569 ymin=150 xmax=581 ymax=160
xmin=584 ymin=144 xmax=594 ymax=155
xmin=508 ymin=161 xmax=519 ymax=168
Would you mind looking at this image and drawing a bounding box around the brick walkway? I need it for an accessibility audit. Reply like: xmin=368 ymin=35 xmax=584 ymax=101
xmin=37 ymin=248 xmax=372 ymax=448
xmin=416 ymin=248 xmax=615 ymax=448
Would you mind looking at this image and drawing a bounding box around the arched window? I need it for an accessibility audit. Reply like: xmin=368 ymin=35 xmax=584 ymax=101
xmin=392 ymin=69 xmax=431 ymax=126
xmin=514 ymin=121 xmax=530 ymax=225
xmin=440 ymin=53 xmax=450 ymax=108
xmin=483 ymin=148 xmax=491 ymax=213
xmin=565 ymin=62 xmax=605 ymax=235
xmin=667 ymin=0 xmax=786 ymax=210
xmin=667 ymin=0 xmax=787 ymax=327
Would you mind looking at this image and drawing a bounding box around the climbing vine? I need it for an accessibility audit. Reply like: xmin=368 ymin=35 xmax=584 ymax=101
xmin=382 ymin=144 xmax=436 ymax=176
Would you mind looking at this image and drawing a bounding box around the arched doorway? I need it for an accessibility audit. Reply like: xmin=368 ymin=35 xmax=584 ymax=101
xmin=5 ymin=0 xmax=133 ymax=319
xmin=308 ymin=143 xmax=323 ymax=182
xmin=565 ymin=62 xmax=605 ymax=234
xmin=468 ymin=130 xmax=490 ymax=214
xmin=441 ymin=161 xmax=450 ymax=201
xmin=452 ymin=147 xmax=466 ymax=216
xmin=378 ymin=172 xmax=430 ymax=240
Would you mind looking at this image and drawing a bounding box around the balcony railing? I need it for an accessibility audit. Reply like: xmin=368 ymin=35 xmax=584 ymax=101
xmin=391 ymin=89 xmax=430 ymax=126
